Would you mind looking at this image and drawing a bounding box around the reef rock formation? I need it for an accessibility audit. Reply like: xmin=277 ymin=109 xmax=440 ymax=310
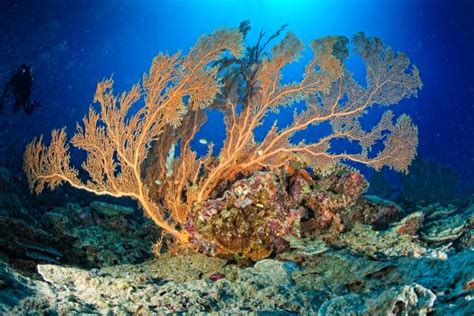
xmin=0 ymin=167 xmax=160 ymax=272
xmin=192 ymin=171 xmax=302 ymax=260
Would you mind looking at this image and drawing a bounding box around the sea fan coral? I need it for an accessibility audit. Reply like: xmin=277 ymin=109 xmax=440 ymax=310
xmin=24 ymin=28 xmax=244 ymax=244
xmin=24 ymin=25 xmax=422 ymax=255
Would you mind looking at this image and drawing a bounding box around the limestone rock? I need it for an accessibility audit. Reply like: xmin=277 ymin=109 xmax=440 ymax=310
xmin=335 ymin=223 xmax=431 ymax=258
xmin=254 ymin=259 xmax=294 ymax=286
xmin=318 ymin=283 xmax=436 ymax=315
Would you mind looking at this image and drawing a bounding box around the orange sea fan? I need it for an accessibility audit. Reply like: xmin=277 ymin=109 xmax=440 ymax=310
xmin=24 ymin=28 xmax=244 ymax=244
xmin=24 ymin=26 xmax=421 ymax=252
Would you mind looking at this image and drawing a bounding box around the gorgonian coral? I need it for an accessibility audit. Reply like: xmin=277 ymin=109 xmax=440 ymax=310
xmin=24 ymin=25 xmax=422 ymax=255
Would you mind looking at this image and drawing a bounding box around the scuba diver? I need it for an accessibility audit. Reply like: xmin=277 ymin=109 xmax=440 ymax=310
xmin=0 ymin=64 xmax=40 ymax=115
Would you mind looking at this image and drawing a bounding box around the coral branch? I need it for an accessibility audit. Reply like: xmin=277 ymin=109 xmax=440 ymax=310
xmin=24 ymin=28 xmax=244 ymax=244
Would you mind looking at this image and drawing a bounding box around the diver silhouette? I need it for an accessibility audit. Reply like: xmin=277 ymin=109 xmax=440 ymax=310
xmin=0 ymin=64 xmax=40 ymax=115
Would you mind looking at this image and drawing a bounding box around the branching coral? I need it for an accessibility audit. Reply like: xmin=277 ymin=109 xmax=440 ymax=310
xmin=24 ymin=25 xmax=422 ymax=255
xmin=24 ymin=29 xmax=244 ymax=244
xmin=144 ymin=29 xmax=421 ymax=231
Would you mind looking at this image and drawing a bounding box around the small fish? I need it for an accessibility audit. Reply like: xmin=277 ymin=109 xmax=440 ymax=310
xmin=154 ymin=179 xmax=162 ymax=186
xmin=198 ymin=138 xmax=208 ymax=145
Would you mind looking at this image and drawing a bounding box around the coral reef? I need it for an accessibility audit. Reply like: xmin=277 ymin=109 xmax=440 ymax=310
xmin=0 ymin=169 xmax=160 ymax=272
xmin=190 ymin=166 xmax=392 ymax=259
xmin=0 ymin=201 xmax=160 ymax=271
xmin=1 ymin=247 xmax=472 ymax=314
xmin=188 ymin=165 xmax=430 ymax=259
xmin=299 ymin=167 xmax=368 ymax=239
xmin=23 ymin=25 xmax=422 ymax=255
xmin=1 ymin=164 xmax=473 ymax=313
xmin=192 ymin=171 xmax=302 ymax=260
xmin=332 ymin=223 xmax=435 ymax=258
xmin=391 ymin=211 xmax=424 ymax=235
xmin=350 ymin=194 xmax=404 ymax=230
xmin=419 ymin=203 xmax=473 ymax=246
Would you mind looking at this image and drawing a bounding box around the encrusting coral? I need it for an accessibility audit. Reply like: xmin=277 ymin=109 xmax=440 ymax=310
xmin=23 ymin=24 xmax=422 ymax=257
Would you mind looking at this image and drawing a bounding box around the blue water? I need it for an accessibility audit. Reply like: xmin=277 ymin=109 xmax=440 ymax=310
xmin=0 ymin=0 xmax=472 ymax=192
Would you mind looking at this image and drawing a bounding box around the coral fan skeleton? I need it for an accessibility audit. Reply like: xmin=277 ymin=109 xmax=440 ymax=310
xmin=23 ymin=25 xmax=422 ymax=255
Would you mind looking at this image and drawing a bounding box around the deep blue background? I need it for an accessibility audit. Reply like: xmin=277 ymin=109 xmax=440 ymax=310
xmin=0 ymin=0 xmax=472 ymax=190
